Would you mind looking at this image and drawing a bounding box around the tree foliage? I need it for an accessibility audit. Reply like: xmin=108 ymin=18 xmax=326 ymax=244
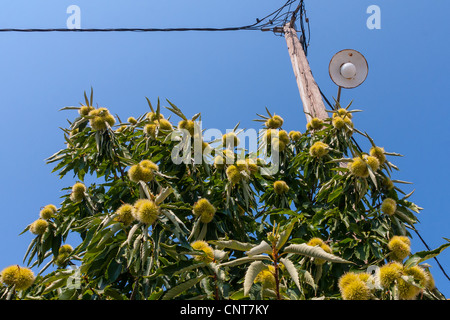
xmin=1 ymin=90 xmax=448 ymax=300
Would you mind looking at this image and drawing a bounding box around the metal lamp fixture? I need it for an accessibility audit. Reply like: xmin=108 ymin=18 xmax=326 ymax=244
xmin=329 ymin=49 xmax=369 ymax=102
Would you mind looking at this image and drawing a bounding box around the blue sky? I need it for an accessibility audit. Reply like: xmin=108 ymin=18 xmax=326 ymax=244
xmin=0 ymin=0 xmax=449 ymax=297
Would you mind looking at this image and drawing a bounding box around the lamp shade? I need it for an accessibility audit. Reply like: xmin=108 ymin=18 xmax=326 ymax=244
xmin=329 ymin=49 xmax=368 ymax=88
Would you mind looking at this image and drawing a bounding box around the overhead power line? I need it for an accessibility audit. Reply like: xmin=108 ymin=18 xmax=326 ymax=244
xmin=0 ymin=0 xmax=302 ymax=34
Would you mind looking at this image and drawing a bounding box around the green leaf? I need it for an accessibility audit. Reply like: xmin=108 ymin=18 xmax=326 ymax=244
xmin=217 ymin=255 xmax=272 ymax=268
xmin=162 ymin=275 xmax=206 ymax=300
xmin=197 ymin=222 xmax=208 ymax=241
xmin=298 ymin=269 xmax=316 ymax=290
xmin=188 ymin=217 xmax=202 ymax=242
xmin=280 ymin=257 xmax=301 ymax=292
xmin=209 ymin=239 xmax=255 ymax=252
xmin=244 ymin=261 xmax=268 ymax=296
xmin=84 ymin=91 xmax=90 ymax=107
xmin=391 ymin=179 xmax=413 ymax=185
xmin=145 ymin=97 xmax=154 ymax=112
xmin=246 ymin=241 xmax=272 ymax=256
xmin=148 ymin=289 xmax=164 ymax=300
xmin=283 ymin=243 xmax=353 ymax=264
xmin=147 ymin=261 xmax=207 ymax=279
xmin=229 ymin=289 xmax=246 ymax=300
xmin=161 ymin=209 xmax=189 ymax=235
xmin=401 ymin=189 xmax=415 ymax=200
xmin=43 ymin=277 xmax=67 ymax=294
xmin=213 ymin=249 xmax=227 ymax=262
xmin=327 ymin=186 xmax=343 ymax=203
xmin=354 ymin=243 xmax=370 ymax=262
xmin=404 ymin=239 xmax=450 ymax=268
xmin=59 ymin=288 xmax=78 ymax=300
xmin=103 ymin=286 xmax=127 ymax=300
xmin=367 ymin=165 xmax=377 ymax=188
xmin=59 ymin=106 xmax=81 ymax=111
xmin=325 ymin=158 xmax=353 ymax=164
xmin=276 ymin=220 xmax=296 ymax=250
xmin=165 ymin=99 xmax=187 ymax=120
xmin=394 ymin=207 xmax=417 ymax=225
xmin=155 ymin=187 xmax=174 ymax=205
xmin=23 ymin=237 xmax=37 ymax=263
xmin=106 ymin=259 xmax=122 ymax=284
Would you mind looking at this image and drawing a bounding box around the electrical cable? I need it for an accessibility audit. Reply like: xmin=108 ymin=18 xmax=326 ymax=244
xmin=409 ymin=226 xmax=450 ymax=281
xmin=0 ymin=0 xmax=299 ymax=34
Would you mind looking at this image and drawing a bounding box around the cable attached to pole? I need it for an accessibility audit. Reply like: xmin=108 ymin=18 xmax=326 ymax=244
xmin=0 ymin=1 xmax=300 ymax=34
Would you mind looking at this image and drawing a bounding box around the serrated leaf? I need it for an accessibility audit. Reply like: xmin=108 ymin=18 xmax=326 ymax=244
xmin=217 ymin=255 xmax=272 ymax=268
xmin=162 ymin=275 xmax=206 ymax=300
xmin=325 ymin=158 xmax=353 ymax=164
xmin=155 ymin=187 xmax=173 ymax=205
xmin=261 ymin=288 xmax=278 ymax=298
xmin=106 ymin=259 xmax=122 ymax=284
xmin=209 ymin=240 xmax=255 ymax=252
xmin=165 ymin=99 xmax=187 ymax=120
xmin=400 ymin=275 xmax=424 ymax=289
xmin=283 ymin=243 xmax=352 ymax=264
xmin=145 ymin=261 xmax=206 ymax=279
xmin=188 ymin=217 xmax=202 ymax=242
xmin=327 ymin=186 xmax=343 ymax=203
xmin=403 ymin=200 xmax=423 ymax=213
xmin=121 ymin=224 xmax=140 ymax=248
xmin=276 ymin=221 xmax=296 ymax=250
xmin=209 ymin=262 xmax=226 ymax=281
xmin=23 ymin=237 xmax=37 ymax=263
xmin=244 ymin=261 xmax=268 ymax=296
xmin=404 ymin=240 xmax=450 ymax=268
xmin=197 ymin=222 xmax=208 ymax=241
xmin=299 ymin=269 xmax=316 ymax=290
xmin=43 ymin=278 xmax=67 ymax=294
xmin=161 ymin=209 xmax=189 ymax=235
xmin=367 ymin=165 xmax=377 ymax=188
xmin=171 ymin=262 xmax=207 ymax=276
xmin=213 ymin=249 xmax=227 ymax=262
xmin=246 ymin=241 xmax=272 ymax=256
xmin=138 ymin=181 xmax=153 ymax=200
xmin=394 ymin=208 xmax=417 ymax=225
xmin=280 ymin=257 xmax=301 ymax=292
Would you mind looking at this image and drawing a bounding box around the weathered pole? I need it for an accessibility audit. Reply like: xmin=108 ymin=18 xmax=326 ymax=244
xmin=283 ymin=23 xmax=328 ymax=122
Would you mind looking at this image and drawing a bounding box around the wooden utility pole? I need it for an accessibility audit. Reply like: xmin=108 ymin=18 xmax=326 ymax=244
xmin=284 ymin=23 xmax=328 ymax=122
